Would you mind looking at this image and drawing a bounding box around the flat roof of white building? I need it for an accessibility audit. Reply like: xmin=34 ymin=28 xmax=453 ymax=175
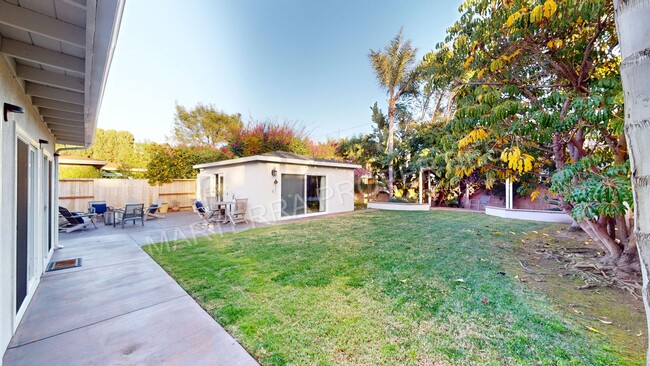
xmin=194 ymin=151 xmax=361 ymax=170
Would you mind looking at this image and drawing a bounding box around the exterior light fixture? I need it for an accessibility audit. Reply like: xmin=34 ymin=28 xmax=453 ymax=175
xmin=3 ymin=103 xmax=24 ymax=122
xmin=39 ymin=139 xmax=49 ymax=146
xmin=271 ymin=168 xmax=277 ymax=177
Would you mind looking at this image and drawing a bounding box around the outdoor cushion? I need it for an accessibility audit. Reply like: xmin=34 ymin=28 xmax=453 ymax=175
xmin=91 ymin=203 xmax=108 ymax=215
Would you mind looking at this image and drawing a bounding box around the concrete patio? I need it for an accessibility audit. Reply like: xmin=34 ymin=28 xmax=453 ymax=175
xmin=2 ymin=211 xmax=260 ymax=365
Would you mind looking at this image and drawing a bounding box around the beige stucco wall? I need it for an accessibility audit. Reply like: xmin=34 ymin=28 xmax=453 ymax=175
xmin=197 ymin=161 xmax=355 ymax=223
xmin=0 ymin=57 xmax=57 ymax=354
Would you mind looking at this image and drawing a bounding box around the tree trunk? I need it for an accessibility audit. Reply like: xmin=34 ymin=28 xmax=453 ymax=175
xmin=614 ymin=0 xmax=650 ymax=362
xmin=552 ymin=133 xmax=566 ymax=169
xmin=584 ymin=219 xmax=623 ymax=259
xmin=616 ymin=214 xmax=630 ymax=247
xmin=387 ymin=97 xmax=396 ymax=198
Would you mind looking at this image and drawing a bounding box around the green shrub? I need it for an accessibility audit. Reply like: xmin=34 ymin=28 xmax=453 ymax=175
xmin=59 ymin=166 xmax=102 ymax=178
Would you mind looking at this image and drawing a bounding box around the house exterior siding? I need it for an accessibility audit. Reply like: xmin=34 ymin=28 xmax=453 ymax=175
xmin=0 ymin=57 xmax=57 ymax=354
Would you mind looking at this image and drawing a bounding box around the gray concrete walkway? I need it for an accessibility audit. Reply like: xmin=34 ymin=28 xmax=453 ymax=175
xmin=3 ymin=212 xmax=259 ymax=365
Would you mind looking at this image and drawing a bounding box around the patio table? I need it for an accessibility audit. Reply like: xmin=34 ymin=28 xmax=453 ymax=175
xmin=207 ymin=201 xmax=234 ymax=223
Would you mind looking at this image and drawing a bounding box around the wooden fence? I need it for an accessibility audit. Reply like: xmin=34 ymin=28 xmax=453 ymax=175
xmin=59 ymin=179 xmax=196 ymax=212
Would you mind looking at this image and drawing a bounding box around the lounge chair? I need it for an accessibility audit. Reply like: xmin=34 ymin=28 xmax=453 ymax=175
xmin=59 ymin=206 xmax=96 ymax=233
xmin=228 ymin=198 xmax=248 ymax=225
xmin=144 ymin=202 xmax=165 ymax=221
xmin=114 ymin=203 xmax=144 ymax=228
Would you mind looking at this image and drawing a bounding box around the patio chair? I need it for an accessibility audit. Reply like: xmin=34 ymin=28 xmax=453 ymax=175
xmin=114 ymin=203 xmax=144 ymax=228
xmin=59 ymin=206 xmax=96 ymax=233
xmin=88 ymin=200 xmax=112 ymax=222
xmin=193 ymin=200 xmax=219 ymax=225
xmin=468 ymin=195 xmax=491 ymax=211
xmin=144 ymin=202 xmax=165 ymax=221
xmin=228 ymin=198 xmax=248 ymax=225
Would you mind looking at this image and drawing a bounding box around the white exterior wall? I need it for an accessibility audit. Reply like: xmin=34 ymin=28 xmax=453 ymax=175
xmin=198 ymin=161 xmax=355 ymax=223
xmin=0 ymin=58 xmax=57 ymax=354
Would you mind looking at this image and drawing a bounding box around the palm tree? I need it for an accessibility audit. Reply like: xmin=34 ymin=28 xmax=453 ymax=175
xmin=369 ymin=29 xmax=419 ymax=197
xmin=614 ymin=0 xmax=650 ymax=361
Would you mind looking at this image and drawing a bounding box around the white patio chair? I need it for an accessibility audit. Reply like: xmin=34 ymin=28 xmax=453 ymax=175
xmin=228 ymin=198 xmax=248 ymax=225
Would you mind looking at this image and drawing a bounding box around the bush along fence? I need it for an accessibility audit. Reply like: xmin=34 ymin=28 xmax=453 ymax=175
xmin=58 ymin=179 xmax=196 ymax=212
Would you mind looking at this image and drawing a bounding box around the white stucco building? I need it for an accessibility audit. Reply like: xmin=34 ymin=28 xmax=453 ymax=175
xmin=194 ymin=151 xmax=361 ymax=223
xmin=0 ymin=0 xmax=123 ymax=358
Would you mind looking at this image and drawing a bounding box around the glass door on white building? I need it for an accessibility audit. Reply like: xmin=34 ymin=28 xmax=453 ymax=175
xmin=281 ymin=174 xmax=305 ymax=217
xmin=214 ymin=174 xmax=224 ymax=200
xmin=28 ymin=147 xmax=37 ymax=286
xmin=15 ymin=138 xmax=38 ymax=313
xmin=42 ymin=156 xmax=52 ymax=263
xmin=281 ymin=174 xmax=326 ymax=217
xmin=306 ymin=176 xmax=326 ymax=213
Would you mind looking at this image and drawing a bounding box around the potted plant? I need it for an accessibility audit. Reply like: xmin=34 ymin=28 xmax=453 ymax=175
xmin=170 ymin=200 xmax=180 ymax=212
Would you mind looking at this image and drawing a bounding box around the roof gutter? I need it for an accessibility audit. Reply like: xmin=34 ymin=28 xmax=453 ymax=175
xmin=55 ymin=143 xmax=92 ymax=156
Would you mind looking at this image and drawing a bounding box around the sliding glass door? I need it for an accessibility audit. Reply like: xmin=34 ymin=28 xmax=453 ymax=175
xmin=16 ymin=138 xmax=37 ymax=312
xmin=43 ymin=156 xmax=52 ymax=260
xmin=16 ymin=139 xmax=29 ymax=312
xmin=281 ymin=174 xmax=305 ymax=217
xmin=306 ymin=176 xmax=326 ymax=213
xmin=281 ymin=174 xmax=326 ymax=217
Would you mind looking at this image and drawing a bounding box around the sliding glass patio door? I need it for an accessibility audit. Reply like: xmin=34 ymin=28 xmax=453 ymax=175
xmin=15 ymin=138 xmax=37 ymax=312
xmin=281 ymin=174 xmax=305 ymax=217
xmin=281 ymin=174 xmax=326 ymax=217
xmin=306 ymin=176 xmax=326 ymax=213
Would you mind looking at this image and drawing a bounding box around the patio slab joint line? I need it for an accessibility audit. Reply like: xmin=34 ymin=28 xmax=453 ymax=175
xmin=6 ymin=293 xmax=188 ymax=349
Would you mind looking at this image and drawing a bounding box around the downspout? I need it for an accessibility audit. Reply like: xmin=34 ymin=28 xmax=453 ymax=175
xmin=53 ymin=144 xmax=92 ymax=249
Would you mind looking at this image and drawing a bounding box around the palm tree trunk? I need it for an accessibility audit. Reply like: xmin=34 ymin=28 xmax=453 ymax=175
xmin=387 ymin=100 xmax=395 ymax=198
xmin=614 ymin=0 xmax=650 ymax=362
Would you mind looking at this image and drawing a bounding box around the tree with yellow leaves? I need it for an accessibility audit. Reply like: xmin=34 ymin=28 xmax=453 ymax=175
xmin=430 ymin=0 xmax=635 ymax=268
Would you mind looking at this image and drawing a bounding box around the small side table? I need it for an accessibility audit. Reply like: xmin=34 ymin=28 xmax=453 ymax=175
xmin=104 ymin=211 xmax=115 ymax=226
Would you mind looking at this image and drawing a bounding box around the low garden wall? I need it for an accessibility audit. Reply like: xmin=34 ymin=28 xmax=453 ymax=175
xmin=367 ymin=202 xmax=430 ymax=211
xmin=485 ymin=206 xmax=573 ymax=224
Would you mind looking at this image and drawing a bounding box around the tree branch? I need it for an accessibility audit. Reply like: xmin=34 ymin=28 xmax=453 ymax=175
xmin=577 ymin=17 xmax=606 ymax=87
xmin=459 ymin=81 xmax=568 ymax=89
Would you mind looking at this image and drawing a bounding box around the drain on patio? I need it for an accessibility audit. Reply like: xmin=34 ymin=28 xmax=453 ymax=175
xmin=46 ymin=258 xmax=82 ymax=272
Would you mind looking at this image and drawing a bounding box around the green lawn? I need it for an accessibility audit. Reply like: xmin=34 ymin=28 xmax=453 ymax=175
xmin=145 ymin=210 xmax=644 ymax=365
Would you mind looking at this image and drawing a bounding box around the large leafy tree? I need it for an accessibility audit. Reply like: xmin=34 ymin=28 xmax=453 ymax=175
xmin=61 ymin=129 xmax=138 ymax=164
xmin=613 ymin=0 xmax=650 ymax=360
xmin=172 ymin=103 xmax=243 ymax=149
xmin=440 ymin=0 xmax=635 ymax=267
xmin=59 ymin=128 xmax=151 ymax=175
xmin=145 ymin=144 xmax=231 ymax=185
xmin=369 ymin=29 xmax=420 ymax=197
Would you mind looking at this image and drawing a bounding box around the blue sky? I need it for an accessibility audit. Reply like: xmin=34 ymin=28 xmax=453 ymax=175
xmin=97 ymin=0 xmax=463 ymax=143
